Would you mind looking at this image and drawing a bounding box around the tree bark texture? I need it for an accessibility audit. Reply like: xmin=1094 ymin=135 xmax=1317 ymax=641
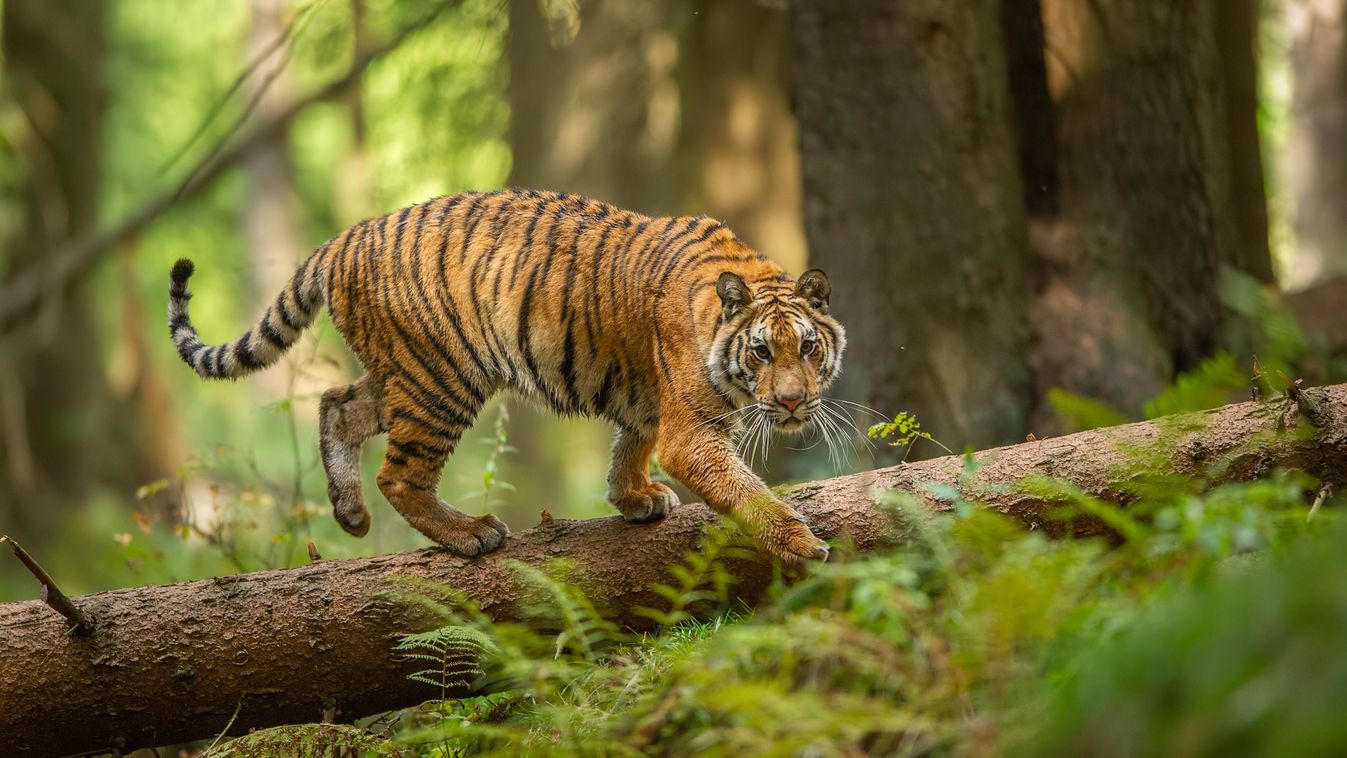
xmin=1030 ymin=0 xmax=1246 ymax=428
xmin=5 ymin=383 xmax=1347 ymax=756
xmin=792 ymin=0 xmax=1034 ymax=455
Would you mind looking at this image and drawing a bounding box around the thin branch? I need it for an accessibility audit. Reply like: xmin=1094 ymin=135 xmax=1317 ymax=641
xmin=0 ymin=0 xmax=462 ymax=333
xmin=0 ymin=535 xmax=93 ymax=634
xmin=158 ymin=0 xmax=325 ymax=176
xmin=198 ymin=697 xmax=245 ymax=757
xmin=1308 ymin=482 xmax=1334 ymax=523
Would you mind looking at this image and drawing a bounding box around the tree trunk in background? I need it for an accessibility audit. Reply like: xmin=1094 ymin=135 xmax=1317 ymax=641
xmin=1284 ymin=0 xmax=1347 ymax=288
xmin=792 ymin=0 xmax=1034 ymax=454
xmin=0 ymin=0 xmax=135 ymax=539
xmin=1029 ymin=0 xmax=1262 ymax=430
xmin=675 ymin=0 xmax=806 ymax=274
xmin=1216 ymin=0 xmax=1275 ymax=283
xmin=1000 ymin=0 xmax=1058 ymax=219
xmin=505 ymin=0 xmax=682 ymax=522
xmin=245 ymin=0 xmax=306 ymax=396
xmin=507 ymin=0 xmax=680 ymax=211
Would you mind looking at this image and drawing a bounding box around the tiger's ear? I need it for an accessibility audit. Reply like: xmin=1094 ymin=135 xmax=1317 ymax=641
xmin=716 ymin=271 xmax=752 ymax=319
xmin=795 ymin=269 xmax=831 ymax=312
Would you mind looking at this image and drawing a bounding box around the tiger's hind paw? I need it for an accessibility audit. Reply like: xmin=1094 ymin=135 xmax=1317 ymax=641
xmin=331 ymin=488 xmax=372 ymax=538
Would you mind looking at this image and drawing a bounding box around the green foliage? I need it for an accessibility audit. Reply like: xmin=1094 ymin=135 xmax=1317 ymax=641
xmin=396 ymin=626 xmax=495 ymax=701
xmin=1023 ymin=522 xmax=1347 ymax=758
xmin=868 ymin=411 xmax=954 ymax=457
xmin=1142 ymin=352 xmax=1248 ymax=418
xmin=378 ymin=466 xmax=1336 ymax=756
xmin=1047 ymin=268 xmax=1324 ymax=434
xmin=635 ymin=524 xmax=757 ymax=627
xmin=1047 ymin=388 xmax=1132 ymax=432
xmin=461 ymin=402 xmax=516 ymax=512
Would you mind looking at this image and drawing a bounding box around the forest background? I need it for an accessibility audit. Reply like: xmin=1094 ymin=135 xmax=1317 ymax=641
xmin=1 ymin=0 xmax=1346 ymax=608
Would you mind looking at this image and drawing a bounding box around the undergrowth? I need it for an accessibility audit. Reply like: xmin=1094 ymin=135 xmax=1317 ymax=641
xmin=367 ymin=465 xmax=1341 ymax=757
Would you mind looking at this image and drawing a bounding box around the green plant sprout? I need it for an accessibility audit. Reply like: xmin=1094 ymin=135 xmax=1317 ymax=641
xmin=868 ymin=411 xmax=954 ymax=459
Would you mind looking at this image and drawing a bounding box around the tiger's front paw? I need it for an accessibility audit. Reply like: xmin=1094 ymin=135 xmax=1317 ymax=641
xmin=611 ymin=482 xmax=679 ymax=523
xmin=760 ymin=509 xmax=830 ymax=564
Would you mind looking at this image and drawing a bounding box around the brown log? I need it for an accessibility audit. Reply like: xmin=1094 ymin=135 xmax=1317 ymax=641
xmin=3 ymin=385 xmax=1347 ymax=756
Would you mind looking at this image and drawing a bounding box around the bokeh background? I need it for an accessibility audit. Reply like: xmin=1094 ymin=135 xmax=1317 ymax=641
xmin=1 ymin=0 xmax=1346 ymax=601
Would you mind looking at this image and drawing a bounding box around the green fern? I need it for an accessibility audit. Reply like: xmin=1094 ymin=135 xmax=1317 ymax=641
xmin=395 ymin=625 xmax=495 ymax=701
xmin=636 ymin=523 xmax=756 ymax=627
xmin=509 ymin=560 xmax=627 ymax=662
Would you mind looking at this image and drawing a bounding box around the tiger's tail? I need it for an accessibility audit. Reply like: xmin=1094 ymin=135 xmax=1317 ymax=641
xmin=167 ymin=251 xmax=327 ymax=380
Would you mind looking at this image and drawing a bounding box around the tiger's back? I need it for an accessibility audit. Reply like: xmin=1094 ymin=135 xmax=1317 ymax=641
xmin=327 ymin=191 xmax=773 ymax=428
xmin=168 ymin=188 xmax=840 ymax=563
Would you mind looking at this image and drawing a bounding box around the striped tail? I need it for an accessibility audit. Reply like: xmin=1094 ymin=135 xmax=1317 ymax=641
xmin=167 ymin=253 xmax=326 ymax=380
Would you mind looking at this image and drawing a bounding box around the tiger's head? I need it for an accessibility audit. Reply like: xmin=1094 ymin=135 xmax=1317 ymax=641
xmin=707 ymin=269 xmax=846 ymax=433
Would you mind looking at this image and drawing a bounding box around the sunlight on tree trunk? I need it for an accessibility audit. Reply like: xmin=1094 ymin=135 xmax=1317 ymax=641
xmin=675 ymin=0 xmax=806 ymax=275
xmin=1284 ymin=0 xmax=1347 ymax=287
xmin=244 ymin=0 xmax=307 ymax=397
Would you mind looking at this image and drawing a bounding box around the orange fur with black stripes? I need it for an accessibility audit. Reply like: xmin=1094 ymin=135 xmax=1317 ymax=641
xmin=167 ymin=189 xmax=845 ymax=562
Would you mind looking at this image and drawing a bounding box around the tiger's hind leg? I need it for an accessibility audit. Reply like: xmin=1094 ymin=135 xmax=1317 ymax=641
xmin=376 ymin=384 xmax=509 ymax=556
xmin=319 ymin=375 xmax=385 ymax=537
xmin=607 ymin=426 xmax=679 ymax=523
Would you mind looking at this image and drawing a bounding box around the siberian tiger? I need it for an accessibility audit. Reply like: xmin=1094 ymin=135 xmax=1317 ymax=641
xmin=167 ymin=189 xmax=845 ymax=563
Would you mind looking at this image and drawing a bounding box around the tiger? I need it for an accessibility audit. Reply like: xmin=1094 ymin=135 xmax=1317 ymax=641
xmin=166 ymin=189 xmax=845 ymax=563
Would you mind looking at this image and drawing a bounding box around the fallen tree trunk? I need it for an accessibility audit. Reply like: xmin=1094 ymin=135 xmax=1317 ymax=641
xmin=2 ymin=384 xmax=1345 ymax=756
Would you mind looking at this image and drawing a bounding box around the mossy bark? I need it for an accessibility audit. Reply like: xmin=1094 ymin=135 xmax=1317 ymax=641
xmin=4 ymin=384 xmax=1347 ymax=756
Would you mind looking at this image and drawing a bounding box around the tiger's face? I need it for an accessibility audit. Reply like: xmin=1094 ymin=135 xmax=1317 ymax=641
xmin=707 ymin=269 xmax=846 ymax=433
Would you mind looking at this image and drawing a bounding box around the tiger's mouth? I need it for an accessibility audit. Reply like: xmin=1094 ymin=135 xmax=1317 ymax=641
xmin=763 ymin=400 xmax=819 ymax=432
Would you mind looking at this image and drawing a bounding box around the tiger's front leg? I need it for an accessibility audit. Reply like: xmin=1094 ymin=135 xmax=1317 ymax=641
xmin=655 ymin=409 xmax=829 ymax=563
xmin=607 ymin=426 xmax=680 ymax=522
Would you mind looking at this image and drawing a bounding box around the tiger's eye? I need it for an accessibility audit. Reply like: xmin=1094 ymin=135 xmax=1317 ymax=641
xmin=753 ymin=344 xmax=771 ymax=361
xmin=801 ymin=339 xmax=817 ymax=357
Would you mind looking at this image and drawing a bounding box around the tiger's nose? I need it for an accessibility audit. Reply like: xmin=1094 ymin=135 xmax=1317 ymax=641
xmin=778 ymin=393 xmax=804 ymax=413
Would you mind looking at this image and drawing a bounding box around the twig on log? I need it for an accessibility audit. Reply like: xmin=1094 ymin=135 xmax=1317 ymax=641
xmin=0 ymin=0 xmax=463 ymax=332
xmin=0 ymin=536 xmax=93 ymax=635
xmin=1308 ymin=482 xmax=1334 ymax=523
xmin=1251 ymin=356 xmax=1264 ymax=402
xmin=1287 ymin=380 xmax=1327 ymax=428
